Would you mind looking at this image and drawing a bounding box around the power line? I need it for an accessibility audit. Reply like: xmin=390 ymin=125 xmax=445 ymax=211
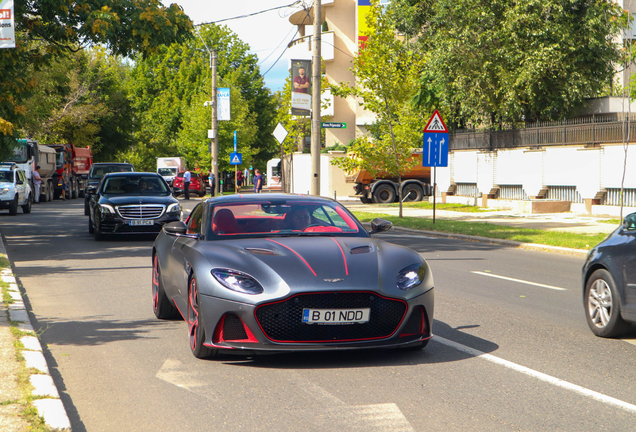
xmin=262 ymin=4 xmax=312 ymax=77
xmin=196 ymin=1 xmax=301 ymax=26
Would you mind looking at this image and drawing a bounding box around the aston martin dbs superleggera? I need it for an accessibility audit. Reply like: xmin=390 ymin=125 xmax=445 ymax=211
xmin=152 ymin=194 xmax=434 ymax=359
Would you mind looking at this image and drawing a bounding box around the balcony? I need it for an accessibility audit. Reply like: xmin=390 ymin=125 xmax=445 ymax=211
xmin=287 ymin=31 xmax=335 ymax=62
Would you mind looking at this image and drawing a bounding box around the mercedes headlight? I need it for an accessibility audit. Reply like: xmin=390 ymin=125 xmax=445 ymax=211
xmin=167 ymin=203 xmax=181 ymax=213
xmin=211 ymin=268 xmax=264 ymax=295
xmin=99 ymin=204 xmax=115 ymax=214
xmin=397 ymin=264 xmax=425 ymax=290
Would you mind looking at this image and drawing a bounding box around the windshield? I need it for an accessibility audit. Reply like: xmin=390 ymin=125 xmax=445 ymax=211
xmin=208 ymin=200 xmax=364 ymax=239
xmin=158 ymin=168 xmax=177 ymax=176
xmin=0 ymin=171 xmax=14 ymax=183
xmin=89 ymin=165 xmax=134 ymax=179
xmin=8 ymin=144 xmax=28 ymax=163
xmin=100 ymin=175 xmax=170 ymax=196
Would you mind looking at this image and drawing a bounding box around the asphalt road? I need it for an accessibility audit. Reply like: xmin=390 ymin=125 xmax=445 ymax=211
xmin=1 ymin=198 xmax=635 ymax=431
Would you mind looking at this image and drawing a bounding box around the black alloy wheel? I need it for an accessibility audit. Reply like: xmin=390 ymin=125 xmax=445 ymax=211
xmin=187 ymin=274 xmax=217 ymax=359
xmin=152 ymin=254 xmax=180 ymax=319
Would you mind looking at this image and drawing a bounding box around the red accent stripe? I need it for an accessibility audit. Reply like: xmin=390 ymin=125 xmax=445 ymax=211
xmin=266 ymin=239 xmax=317 ymax=276
xmin=331 ymin=238 xmax=348 ymax=275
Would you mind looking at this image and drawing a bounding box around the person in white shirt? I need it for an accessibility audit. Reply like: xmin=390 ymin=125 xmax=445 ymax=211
xmin=183 ymin=169 xmax=191 ymax=200
xmin=33 ymin=166 xmax=42 ymax=203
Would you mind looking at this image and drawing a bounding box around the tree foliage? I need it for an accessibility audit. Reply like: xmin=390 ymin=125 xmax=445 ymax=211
xmin=390 ymin=0 xmax=625 ymax=127
xmin=123 ymin=24 xmax=277 ymax=173
xmin=331 ymin=1 xmax=427 ymax=217
xmin=0 ymin=0 xmax=192 ymax=157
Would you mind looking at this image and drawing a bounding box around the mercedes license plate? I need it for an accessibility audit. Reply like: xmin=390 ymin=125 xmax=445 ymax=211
xmin=129 ymin=219 xmax=154 ymax=226
xmin=302 ymin=308 xmax=370 ymax=325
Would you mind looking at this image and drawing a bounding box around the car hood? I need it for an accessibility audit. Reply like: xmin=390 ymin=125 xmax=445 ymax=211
xmin=100 ymin=195 xmax=177 ymax=206
xmin=195 ymin=236 xmax=429 ymax=301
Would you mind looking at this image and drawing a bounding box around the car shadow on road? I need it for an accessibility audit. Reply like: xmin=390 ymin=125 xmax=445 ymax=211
xmin=218 ymin=320 xmax=498 ymax=369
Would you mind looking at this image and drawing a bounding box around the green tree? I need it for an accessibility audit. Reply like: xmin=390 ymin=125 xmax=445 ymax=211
xmin=0 ymin=0 xmax=191 ymax=157
xmin=331 ymin=1 xmax=427 ymax=217
xmin=124 ymin=24 xmax=277 ymax=173
xmin=20 ymin=49 xmax=134 ymax=160
xmin=390 ymin=0 xmax=624 ymax=126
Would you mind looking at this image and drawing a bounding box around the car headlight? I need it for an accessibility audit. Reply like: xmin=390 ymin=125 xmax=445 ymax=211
xmin=0 ymin=187 xmax=10 ymax=195
xmin=211 ymin=268 xmax=264 ymax=295
xmin=167 ymin=203 xmax=181 ymax=213
xmin=99 ymin=204 xmax=115 ymax=214
xmin=397 ymin=263 xmax=425 ymax=290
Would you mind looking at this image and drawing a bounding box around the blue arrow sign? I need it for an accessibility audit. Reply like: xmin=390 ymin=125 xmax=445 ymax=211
xmin=422 ymin=132 xmax=448 ymax=167
xmin=230 ymin=152 xmax=242 ymax=165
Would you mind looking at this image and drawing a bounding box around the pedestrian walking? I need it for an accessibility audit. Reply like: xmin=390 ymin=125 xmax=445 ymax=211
xmin=183 ymin=169 xmax=191 ymax=200
xmin=253 ymin=169 xmax=263 ymax=193
xmin=209 ymin=172 xmax=216 ymax=196
xmin=33 ymin=166 xmax=42 ymax=203
xmin=236 ymin=170 xmax=244 ymax=190
xmin=243 ymin=167 xmax=250 ymax=186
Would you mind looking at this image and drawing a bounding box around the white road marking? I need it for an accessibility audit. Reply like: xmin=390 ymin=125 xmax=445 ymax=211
xmin=156 ymin=358 xmax=207 ymax=391
xmin=471 ymin=271 xmax=567 ymax=291
xmin=434 ymin=336 xmax=636 ymax=413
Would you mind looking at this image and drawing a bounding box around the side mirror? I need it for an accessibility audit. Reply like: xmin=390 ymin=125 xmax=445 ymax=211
xmin=164 ymin=221 xmax=188 ymax=236
xmin=87 ymin=186 xmax=97 ymax=194
xmin=370 ymin=218 xmax=392 ymax=234
xmin=16 ymin=180 xmax=23 ymax=185
xmin=624 ymin=213 xmax=636 ymax=230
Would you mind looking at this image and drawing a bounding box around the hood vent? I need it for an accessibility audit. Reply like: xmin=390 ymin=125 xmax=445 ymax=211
xmin=245 ymin=247 xmax=281 ymax=256
xmin=350 ymin=246 xmax=372 ymax=255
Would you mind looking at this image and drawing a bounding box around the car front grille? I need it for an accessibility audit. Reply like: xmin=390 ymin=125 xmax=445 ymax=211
xmin=255 ymin=292 xmax=407 ymax=343
xmin=117 ymin=205 xmax=165 ymax=219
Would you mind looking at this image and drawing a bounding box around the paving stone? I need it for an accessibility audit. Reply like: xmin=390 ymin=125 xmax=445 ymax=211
xmin=32 ymin=399 xmax=71 ymax=431
xmin=20 ymin=336 xmax=41 ymax=351
xmin=30 ymin=374 xmax=59 ymax=398
xmin=22 ymin=351 xmax=49 ymax=374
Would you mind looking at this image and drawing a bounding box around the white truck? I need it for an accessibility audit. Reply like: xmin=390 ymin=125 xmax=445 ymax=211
xmin=6 ymin=139 xmax=57 ymax=202
xmin=157 ymin=157 xmax=185 ymax=186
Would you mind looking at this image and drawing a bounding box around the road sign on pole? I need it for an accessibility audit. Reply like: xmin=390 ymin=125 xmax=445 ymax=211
xmin=230 ymin=152 xmax=242 ymax=165
xmin=422 ymin=110 xmax=449 ymax=167
xmin=321 ymin=122 xmax=347 ymax=129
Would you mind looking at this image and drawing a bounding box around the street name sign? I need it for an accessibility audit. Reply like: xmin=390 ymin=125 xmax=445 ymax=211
xmin=321 ymin=122 xmax=347 ymax=129
xmin=422 ymin=110 xmax=449 ymax=167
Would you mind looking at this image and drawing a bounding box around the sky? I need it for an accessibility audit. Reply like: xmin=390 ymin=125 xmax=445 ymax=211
xmin=162 ymin=0 xmax=306 ymax=92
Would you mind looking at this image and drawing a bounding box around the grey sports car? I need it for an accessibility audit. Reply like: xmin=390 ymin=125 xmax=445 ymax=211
xmin=152 ymin=194 xmax=434 ymax=359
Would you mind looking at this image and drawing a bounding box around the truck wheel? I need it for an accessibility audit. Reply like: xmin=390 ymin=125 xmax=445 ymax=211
xmin=360 ymin=196 xmax=372 ymax=204
xmin=8 ymin=196 xmax=18 ymax=215
xmin=402 ymin=184 xmax=424 ymax=202
xmin=22 ymin=194 xmax=32 ymax=214
xmin=73 ymin=180 xmax=79 ymax=199
xmin=372 ymin=184 xmax=396 ymax=204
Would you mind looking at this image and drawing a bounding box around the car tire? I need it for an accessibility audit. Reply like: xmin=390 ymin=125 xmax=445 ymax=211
xmin=21 ymin=194 xmax=32 ymax=214
xmin=188 ymin=274 xmax=218 ymax=359
xmin=585 ymin=269 xmax=631 ymax=337
xmin=8 ymin=196 xmax=18 ymax=215
xmin=152 ymin=254 xmax=180 ymax=320
xmin=402 ymin=184 xmax=424 ymax=202
xmin=84 ymin=200 xmax=90 ymax=216
xmin=372 ymin=184 xmax=396 ymax=204
xmin=88 ymin=214 xmax=94 ymax=234
xmin=94 ymin=220 xmax=105 ymax=241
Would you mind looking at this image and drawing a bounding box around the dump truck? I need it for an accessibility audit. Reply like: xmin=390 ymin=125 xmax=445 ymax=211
xmin=346 ymin=152 xmax=432 ymax=203
xmin=157 ymin=157 xmax=185 ymax=186
xmin=6 ymin=139 xmax=57 ymax=202
xmin=48 ymin=143 xmax=92 ymax=199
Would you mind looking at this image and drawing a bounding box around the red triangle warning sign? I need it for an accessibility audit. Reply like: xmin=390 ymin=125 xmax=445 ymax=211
xmin=423 ymin=110 xmax=448 ymax=133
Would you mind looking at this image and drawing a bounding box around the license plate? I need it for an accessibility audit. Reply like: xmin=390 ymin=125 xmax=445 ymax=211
xmin=129 ymin=219 xmax=154 ymax=226
xmin=302 ymin=308 xmax=370 ymax=325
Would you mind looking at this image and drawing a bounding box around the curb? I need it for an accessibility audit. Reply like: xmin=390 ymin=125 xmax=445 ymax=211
xmin=369 ymin=224 xmax=590 ymax=258
xmin=0 ymin=240 xmax=71 ymax=431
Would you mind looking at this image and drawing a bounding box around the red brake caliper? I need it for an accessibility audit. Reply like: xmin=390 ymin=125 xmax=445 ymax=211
xmin=152 ymin=256 xmax=159 ymax=310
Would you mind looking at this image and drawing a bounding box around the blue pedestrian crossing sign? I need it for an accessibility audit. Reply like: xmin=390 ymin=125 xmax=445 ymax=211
xmin=230 ymin=152 xmax=242 ymax=165
xmin=422 ymin=110 xmax=449 ymax=167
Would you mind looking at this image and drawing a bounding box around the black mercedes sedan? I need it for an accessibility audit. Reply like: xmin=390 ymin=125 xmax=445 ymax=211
xmin=582 ymin=211 xmax=636 ymax=337
xmin=88 ymin=172 xmax=181 ymax=240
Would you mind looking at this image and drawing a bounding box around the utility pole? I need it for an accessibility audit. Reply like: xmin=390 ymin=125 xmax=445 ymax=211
xmin=310 ymin=0 xmax=322 ymax=196
xmin=211 ymin=49 xmax=218 ymax=196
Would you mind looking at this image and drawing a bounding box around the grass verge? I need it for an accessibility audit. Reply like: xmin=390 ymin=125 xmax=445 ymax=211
xmin=0 ymin=254 xmax=51 ymax=432
xmin=385 ymin=201 xmax=499 ymax=213
xmin=352 ymin=212 xmax=609 ymax=250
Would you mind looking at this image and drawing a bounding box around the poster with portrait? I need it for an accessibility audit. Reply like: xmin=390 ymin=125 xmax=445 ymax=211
xmin=291 ymin=59 xmax=312 ymax=116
